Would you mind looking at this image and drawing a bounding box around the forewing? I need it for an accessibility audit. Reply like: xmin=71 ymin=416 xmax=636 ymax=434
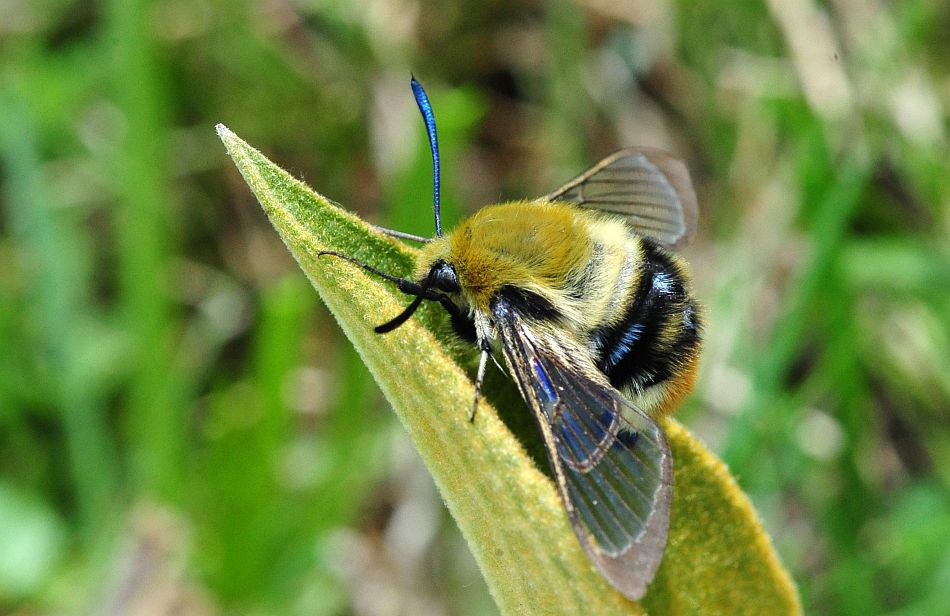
xmin=492 ymin=300 xmax=673 ymax=601
xmin=544 ymin=147 xmax=698 ymax=249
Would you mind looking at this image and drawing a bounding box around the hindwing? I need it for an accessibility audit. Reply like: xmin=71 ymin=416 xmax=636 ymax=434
xmin=544 ymin=147 xmax=697 ymax=249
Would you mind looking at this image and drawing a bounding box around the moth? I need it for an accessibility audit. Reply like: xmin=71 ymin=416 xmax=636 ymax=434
xmin=321 ymin=78 xmax=702 ymax=600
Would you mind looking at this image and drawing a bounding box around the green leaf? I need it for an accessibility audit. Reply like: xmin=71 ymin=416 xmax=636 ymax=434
xmin=217 ymin=124 xmax=802 ymax=615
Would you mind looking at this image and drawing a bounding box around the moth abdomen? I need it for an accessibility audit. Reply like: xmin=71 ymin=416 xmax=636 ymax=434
xmin=590 ymin=239 xmax=702 ymax=417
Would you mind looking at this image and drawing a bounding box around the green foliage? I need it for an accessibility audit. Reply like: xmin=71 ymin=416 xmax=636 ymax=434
xmin=1 ymin=1 xmax=949 ymax=614
xmin=219 ymin=125 xmax=800 ymax=614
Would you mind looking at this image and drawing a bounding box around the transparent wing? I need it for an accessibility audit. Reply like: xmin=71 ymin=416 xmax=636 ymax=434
xmin=543 ymin=147 xmax=698 ymax=249
xmin=492 ymin=298 xmax=673 ymax=601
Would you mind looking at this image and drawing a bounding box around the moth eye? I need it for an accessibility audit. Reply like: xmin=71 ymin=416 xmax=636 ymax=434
xmin=430 ymin=260 xmax=461 ymax=293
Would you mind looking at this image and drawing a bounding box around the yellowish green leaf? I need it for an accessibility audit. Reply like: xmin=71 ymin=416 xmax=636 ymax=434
xmin=217 ymin=124 xmax=802 ymax=616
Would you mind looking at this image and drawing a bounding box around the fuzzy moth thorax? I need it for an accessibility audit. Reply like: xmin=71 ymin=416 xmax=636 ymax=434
xmin=416 ymin=201 xmax=594 ymax=311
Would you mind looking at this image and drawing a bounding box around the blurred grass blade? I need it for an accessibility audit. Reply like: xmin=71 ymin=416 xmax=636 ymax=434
xmin=0 ymin=96 xmax=118 ymax=534
xmin=217 ymin=124 xmax=801 ymax=615
xmin=107 ymin=0 xmax=185 ymax=499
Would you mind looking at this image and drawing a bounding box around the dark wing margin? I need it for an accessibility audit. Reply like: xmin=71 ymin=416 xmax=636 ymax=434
xmin=543 ymin=147 xmax=698 ymax=249
xmin=492 ymin=297 xmax=673 ymax=601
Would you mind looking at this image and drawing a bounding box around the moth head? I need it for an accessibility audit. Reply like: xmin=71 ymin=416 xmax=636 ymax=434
xmin=428 ymin=259 xmax=461 ymax=293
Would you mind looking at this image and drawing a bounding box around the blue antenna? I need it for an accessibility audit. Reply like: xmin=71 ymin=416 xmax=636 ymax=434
xmin=410 ymin=77 xmax=442 ymax=237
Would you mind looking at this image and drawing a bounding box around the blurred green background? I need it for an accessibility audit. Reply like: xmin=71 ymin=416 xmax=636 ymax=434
xmin=1 ymin=1 xmax=948 ymax=614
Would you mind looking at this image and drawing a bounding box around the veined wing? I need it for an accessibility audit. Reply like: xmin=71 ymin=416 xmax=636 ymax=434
xmin=491 ymin=297 xmax=673 ymax=601
xmin=544 ymin=147 xmax=698 ymax=249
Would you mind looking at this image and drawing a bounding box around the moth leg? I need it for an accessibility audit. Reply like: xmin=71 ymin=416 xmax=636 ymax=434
xmin=372 ymin=225 xmax=432 ymax=243
xmin=469 ymin=345 xmax=490 ymax=423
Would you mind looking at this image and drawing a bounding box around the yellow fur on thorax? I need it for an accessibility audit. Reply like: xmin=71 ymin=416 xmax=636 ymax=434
xmin=576 ymin=216 xmax=643 ymax=330
xmin=417 ymin=201 xmax=597 ymax=314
